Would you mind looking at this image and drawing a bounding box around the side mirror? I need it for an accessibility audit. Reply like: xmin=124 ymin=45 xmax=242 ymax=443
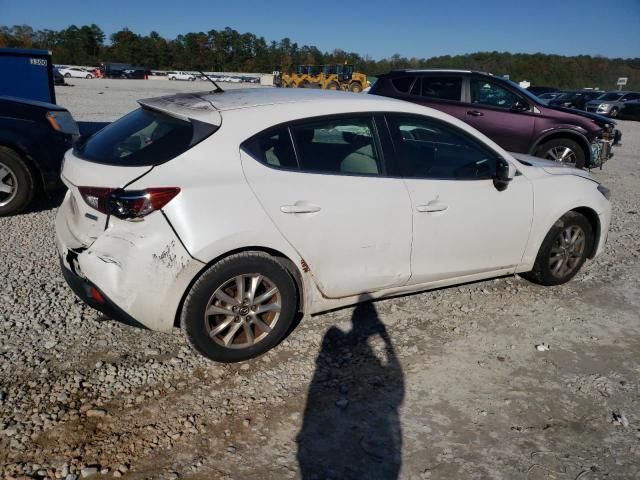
xmin=494 ymin=158 xmax=516 ymax=192
xmin=510 ymin=99 xmax=530 ymax=112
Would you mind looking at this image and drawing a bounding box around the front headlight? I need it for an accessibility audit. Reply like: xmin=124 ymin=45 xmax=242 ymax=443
xmin=598 ymin=103 xmax=610 ymax=110
xmin=46 ymin=111 xmax=80 ymax=136
xmin=597 ymin=184 xmax=611 ymax=200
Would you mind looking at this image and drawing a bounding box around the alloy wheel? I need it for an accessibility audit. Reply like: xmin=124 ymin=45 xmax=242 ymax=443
xmin=0 ymin=162 xmax=18 ymax=207
xmin=204 ymin=274 xmax=281 ymax=349
xmin=548 ymin=225 xmax=586 ymax=278
xmin=545 ymin=146 xmax=577 ymax=164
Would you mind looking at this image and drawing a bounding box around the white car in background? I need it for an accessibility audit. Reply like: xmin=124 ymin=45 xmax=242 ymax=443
xmin=55 ymin=89 xmax=611 ymax=363
xmin=58 ymin=67 xmax=95 ymax=79
xmin=167 ymin=71 xmax=197 ymax=81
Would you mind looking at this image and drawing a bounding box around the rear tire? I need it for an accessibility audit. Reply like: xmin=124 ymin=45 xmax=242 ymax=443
xmin=537 ymin=138 xmax=586 ymax=169
xmin=181 ymin=252 xmax=298 ymax=362
xmin=0 ymin=146 xmax=35 ymax=216
xmin=521 ymin=211 xmax=593 ymax=286
xmin=326 ymin=81 xmax=340 ymax=91
xmin=349 ymin=82 xmax=363 ymax=93
xmin=86 ymin=74 xmax=92 ymax=79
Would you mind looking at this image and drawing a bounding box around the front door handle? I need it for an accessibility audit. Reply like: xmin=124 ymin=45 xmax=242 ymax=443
xmin=280 ymin=204 xmax=321 ymax=214
xmin=467 ymin=110 xmax=484 ymax=117
xmin=416 ymin=203 xmax=448 ymax=213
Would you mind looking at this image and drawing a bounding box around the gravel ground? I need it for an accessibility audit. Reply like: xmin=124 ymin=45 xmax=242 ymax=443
xmin=1 ymin=81 xmax=639 ymax=479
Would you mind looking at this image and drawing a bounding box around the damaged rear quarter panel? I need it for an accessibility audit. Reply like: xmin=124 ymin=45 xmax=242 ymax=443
xmin=77 ymin=213 xmax=205 ymax=332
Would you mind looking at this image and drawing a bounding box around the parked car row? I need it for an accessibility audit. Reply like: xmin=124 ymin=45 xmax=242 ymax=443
xmin=162 ymin=70 xmax=261 ymax=83
xmin=533 ymin=88 xmax=640 ymax=118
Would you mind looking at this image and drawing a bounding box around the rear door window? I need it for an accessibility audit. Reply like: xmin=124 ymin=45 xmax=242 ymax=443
xmin=290 ymin=117 xmax=383 ymax=175
xmin=242 ymin=128 xmax=298 ymax=169
xmin=420 ymin=76 xmax=462 ymax=101
xmin=75 ymin=108 xmax=217 ymax=166
xmin=391 ymin=76 xmax=416 ymax=93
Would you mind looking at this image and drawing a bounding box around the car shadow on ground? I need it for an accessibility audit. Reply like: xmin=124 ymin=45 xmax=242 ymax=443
xmin=296 ymin=302 xmax=405 ymax=480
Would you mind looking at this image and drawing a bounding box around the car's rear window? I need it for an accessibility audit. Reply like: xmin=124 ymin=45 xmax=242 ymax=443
xmin=391 ymin=76 xmax=415 ymax=93
xmin=74 ymin=108 xmax=217 ymax=166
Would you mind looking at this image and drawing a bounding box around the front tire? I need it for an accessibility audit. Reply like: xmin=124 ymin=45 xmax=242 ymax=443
xmin=181 ymin=252 xmax=298 ymax=362
xmin=522 ymin=211 xmax=593 ymax=286
xmin=537 ymin=138 xmax=586 ymax=169
xmin=0 ymin=147 xmax=35 ymax=216
xmin=609 ymin=107 xmax=619 ymax=118
xmin=64 ymin=73 xmax=71 ymax=78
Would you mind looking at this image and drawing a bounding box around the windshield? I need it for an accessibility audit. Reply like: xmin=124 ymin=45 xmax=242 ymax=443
xmin=597 ymin=92 xmax=624 ymax=101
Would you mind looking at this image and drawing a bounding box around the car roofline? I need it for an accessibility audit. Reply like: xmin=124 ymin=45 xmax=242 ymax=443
xmin=388 ymin=68 xmax=492 ymax=75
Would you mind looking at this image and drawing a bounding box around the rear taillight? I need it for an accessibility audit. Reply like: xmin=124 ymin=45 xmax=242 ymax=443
xmin=78 ymin=187 xmax=113 ymax=214
xmin=78 ymin=187 xmax=180 ymax=219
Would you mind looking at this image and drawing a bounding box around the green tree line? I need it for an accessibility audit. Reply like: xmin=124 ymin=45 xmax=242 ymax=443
xmin=1 ymin=23 xmax=638 ymax=89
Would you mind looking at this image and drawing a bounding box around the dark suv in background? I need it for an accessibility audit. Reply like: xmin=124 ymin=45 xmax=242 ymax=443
xmin=547 ymin=90 xmax=604 ymax=110
xmin=370 ymin=70 xmax=620 ymax=169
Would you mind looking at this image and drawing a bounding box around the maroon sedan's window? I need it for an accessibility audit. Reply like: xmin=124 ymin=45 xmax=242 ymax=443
xmin=391 ymin=76 xmax=415 ymax=93
xmin=470 ymin=79 xmax=520 ymax=109
xmin=420 ymin=76 xmax=462 ymax=101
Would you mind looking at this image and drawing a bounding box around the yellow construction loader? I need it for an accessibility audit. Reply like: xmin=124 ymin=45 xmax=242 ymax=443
xmin=276 ymin=64 xmax=368 ymax=93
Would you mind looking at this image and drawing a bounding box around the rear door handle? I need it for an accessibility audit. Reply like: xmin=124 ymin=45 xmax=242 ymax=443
xmin=467 ymin=110 xmax=484 ymax=117
xmin=280 ymin=204 xmax=321 ymax=214
xmin=416 ymin=203 xmax=448 ymax=213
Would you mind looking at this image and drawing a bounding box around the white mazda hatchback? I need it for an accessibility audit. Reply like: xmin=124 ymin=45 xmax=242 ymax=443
xmin=56 ymin=88 xmax=611 ymax=362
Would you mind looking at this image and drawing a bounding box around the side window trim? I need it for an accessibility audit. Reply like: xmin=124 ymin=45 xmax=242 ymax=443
xmin=243 ymin=113 xmax=401 ymax=178
xmin=385 ymin=112 xmax=502 ymax=181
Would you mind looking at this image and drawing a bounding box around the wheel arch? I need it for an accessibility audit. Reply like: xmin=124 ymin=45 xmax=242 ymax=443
xmin=529 ymin=129 xmax=592 ymax=165
xmin=173 ymin=246 xmax=305 ymax=327
xmin=571 ymin=206 xmax=601 ymax=259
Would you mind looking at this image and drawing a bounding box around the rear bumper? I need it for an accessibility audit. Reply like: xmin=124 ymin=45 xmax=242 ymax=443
xmin=55 ymin=199 xmax=206 ymax=332
xmin=60 ymin=260 xmax=148 ymax=329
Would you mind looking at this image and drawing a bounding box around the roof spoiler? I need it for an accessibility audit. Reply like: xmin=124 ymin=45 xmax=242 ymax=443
xmin=137 ymin=93 xmax=222 ymax=125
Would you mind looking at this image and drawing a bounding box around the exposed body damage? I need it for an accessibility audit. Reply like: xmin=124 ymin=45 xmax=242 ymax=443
xmin=56 ymin=203 xmax=205 ymax=332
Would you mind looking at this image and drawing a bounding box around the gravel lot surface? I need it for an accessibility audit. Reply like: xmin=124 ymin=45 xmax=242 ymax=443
xmin=1 ymin=81 xmax=639 ymax=479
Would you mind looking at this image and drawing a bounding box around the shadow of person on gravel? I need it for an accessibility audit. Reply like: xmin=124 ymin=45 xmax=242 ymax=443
xmin=296 ymin=302 xmax=405 ymax=480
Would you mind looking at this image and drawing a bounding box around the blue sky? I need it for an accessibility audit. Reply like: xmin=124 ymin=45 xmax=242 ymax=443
xmin=2 ymin=0 xmax=639 ymax=59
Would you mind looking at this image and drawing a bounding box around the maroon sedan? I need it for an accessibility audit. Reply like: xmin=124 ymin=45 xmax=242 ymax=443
xmin=370 ymin=70 xmax=620 ymax=169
